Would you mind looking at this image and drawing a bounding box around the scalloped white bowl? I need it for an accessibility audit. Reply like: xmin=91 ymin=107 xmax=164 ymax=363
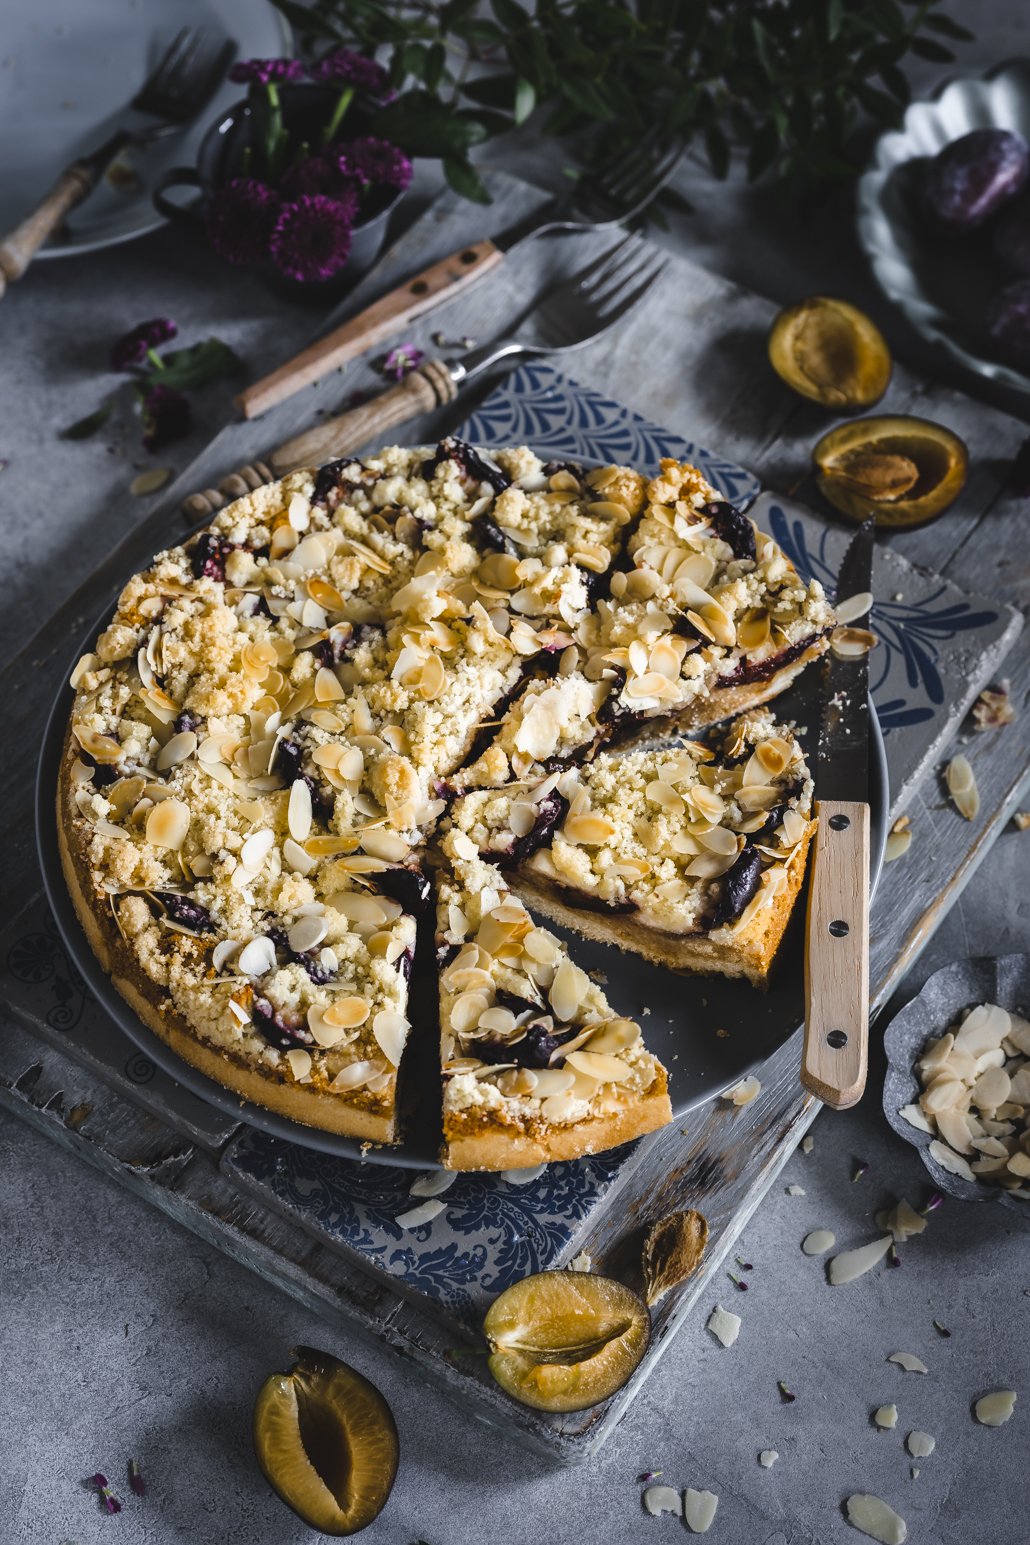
xmin=858 ymin=59 xmax=1030 ymax=399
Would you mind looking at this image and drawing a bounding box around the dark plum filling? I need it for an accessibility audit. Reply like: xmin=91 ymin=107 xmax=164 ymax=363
xmin=265 ymin=924 xmax=336 ymax=985
xmin=313 ymin=621 xmax=383 ymax=667
xmin=436 ymin=941 xmax=461 ymax=968
xmin=272 ymin=737 xmax=334 ymax=824
xmin=495 ymin=988 xmax=545 ymax=1022
xmin=251 ymin=997 xmax=315 ymax=1051
xmin=374 ymin=866 xmax=432 ymax=915
xmin=157 ymin=893 xmax=215 ymax=933
xmin=173 ymin=710 xmax=202 ymax=736
xmin=471 ymin=515 xmax=518 ymax=556
xmin=712 ymin=847 xmax=763 ymax=926
xmin=501 ymin=790 xmax=570 ymax=866
xmin=311 ymin=457 xmax=367 ymax=511
xmin=189 ymin=532 xmax=237 ymax=583
xmin=79 ymin=752 xmax=118 ymax=787
xmin=701 ymin=499 xmax=756 ymax=563
xmin=476 ymin=1024 xmax=578 ymax=1069
xmin=396 ymin=946 xmax=415 ymax=981
xmin=719 ymin=631 xmax=827 ymax=689
xmin=422 ymin=436 xmax=510 ymax=494
xmin=542 ymin=459 xmax=585 ymax=480
xmin=552 ymin=883 xmax=636 ymax=916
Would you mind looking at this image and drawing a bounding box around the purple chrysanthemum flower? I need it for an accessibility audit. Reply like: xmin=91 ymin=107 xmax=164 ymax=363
xmin=229 ymin=57 xmax=304 ymax=86
xmin=269 ymin=196 xmax=354 ymax=283
xmin=280 ymin=152 xmax=360 ymax=219
xmin=110 ymin=318 xmax=178 ymax=372
xmin=340 ymin=135 xmax=413 ymax=192
xmin=88 ymin=1473 xmax=122 ymax=1514
xmin=140 ymin=384 xmax=191 ymax=451
xmin=206 ymin=178 xmax=280 ymax=266
xmin=307 ymin=47 xmax=393 ymax=100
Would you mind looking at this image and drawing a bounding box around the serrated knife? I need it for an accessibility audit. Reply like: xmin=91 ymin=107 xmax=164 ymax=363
xmin=801 ymin=520 xmax=875 ymax=1110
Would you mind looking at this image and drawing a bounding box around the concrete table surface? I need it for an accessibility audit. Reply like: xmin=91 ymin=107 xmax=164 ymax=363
xmin=2 ymin=7 xmax=1028 ymax=1542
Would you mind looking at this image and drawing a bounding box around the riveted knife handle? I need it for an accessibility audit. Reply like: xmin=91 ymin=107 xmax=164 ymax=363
xmin=802 ymin=799 xmax=870 ymax=1110
xmin=235 ymin=239 xmax=504 ymax=419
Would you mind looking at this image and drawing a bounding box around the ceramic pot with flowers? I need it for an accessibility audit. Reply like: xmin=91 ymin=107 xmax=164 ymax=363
xmin=153 ymin=50 xmax=412 ymax=303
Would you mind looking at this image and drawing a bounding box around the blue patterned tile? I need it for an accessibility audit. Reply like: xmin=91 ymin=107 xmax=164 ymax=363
xmin=223 ymin=1130 xmax=635 ymax=1326
xmin=461 ymin=359 xmax=762 ymax=508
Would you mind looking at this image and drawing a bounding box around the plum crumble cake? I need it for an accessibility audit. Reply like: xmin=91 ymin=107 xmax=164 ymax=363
xmin=446 ymin=712 xmax=815 ymax=986
xmin=435 ymin=829 xmax=671 ymax=1169
xmin=60 ymin=442 xmax=832 ymax=1164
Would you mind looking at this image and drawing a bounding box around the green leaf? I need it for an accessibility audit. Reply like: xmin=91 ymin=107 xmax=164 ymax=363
xmin=514 ymin=76 xmax=536 ymax=124
xmin=704 ymin=122 xmax=731 ymax=180
xmin=924 ymin=13 xmax=975 ymax=41
xmin=491 ymin=0 xmax=529 ymax=28
xmin=826 ymin=0 xmax=844 ymax=39
xmin=145 ymin=338 xmax=242 ymax=392
xmin=60 ymin=400 xmax=114 ymax=440
xmin=910 ymin=37 xmax=955 ymax=62
xmin=558 ymin=76 xmax=616 ymax=121
xmin=443 ymin=156 xmax=492 ymax=204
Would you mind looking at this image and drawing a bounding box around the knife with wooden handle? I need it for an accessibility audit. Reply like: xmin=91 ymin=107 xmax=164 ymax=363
xmin=802 ymin=521 xmax=875 ymax=1110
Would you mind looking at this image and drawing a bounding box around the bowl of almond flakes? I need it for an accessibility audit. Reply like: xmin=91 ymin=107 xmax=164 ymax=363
xmin=883 ymin=952 xmax=1030 ymax=1213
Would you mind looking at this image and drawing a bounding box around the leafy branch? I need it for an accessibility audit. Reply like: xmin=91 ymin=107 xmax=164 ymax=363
xmin=275 ymin=0 xmax=973 ymax=203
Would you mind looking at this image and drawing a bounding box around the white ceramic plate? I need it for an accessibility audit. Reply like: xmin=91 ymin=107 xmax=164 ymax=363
xmin=0 ymin=0 xmax=289 ymax=258
xmin=857 ymin=59 xmax=1030 ymax=400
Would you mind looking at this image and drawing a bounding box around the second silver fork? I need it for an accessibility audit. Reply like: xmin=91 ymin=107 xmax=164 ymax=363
xmin=185 ymin=235 xmax=668 ymax=515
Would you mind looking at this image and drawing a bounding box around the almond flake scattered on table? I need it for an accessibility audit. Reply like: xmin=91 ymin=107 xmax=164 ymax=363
xmin=845 ymin=1493 xmax=908 ymax=1544
xmin=643 ymin=1484 xmax=682 ymax=1517
xmin=759 ymin=1449 xmax=779 ymax=1468
xmin=827 ymin=1234 xmax=893 ymax=1285
xmin=723 ymin=1075 xmax=761 ymax=1106
xmin=706 ymin=1304 xmax=741 ymax=1348
xmin=786 ymin=1184 xmax=806 ymax=1196
xmin=974 ymin=1389 xmax=1017 ymax=1426
xmin=130 ymin=467 xmax=172 ymax=496
xmin=945 ymin=754 xmax=980 ymax=821
xmin=568 ymin=1252 xmax=593 ymax=1272
xmin=873 ymin=1404 xmax=898 ymax=1430
xmin=683 ymin=1489 xmax=719 ymax=1534
xmin=802 ymin=1229 xmax=835 ymax=1256
xmin=395 ymin=1199 xmax=446 ymax=1229
xmin=889 ymin=1352 xmax=928 ymax=1374
xmin=801 ymin=1135 xmax=814 ymax=1154
xmin=906 ymin=1430 xmax=935 ymax=1459
xmin=409 ymin=1170 xmax=458 ymax=1199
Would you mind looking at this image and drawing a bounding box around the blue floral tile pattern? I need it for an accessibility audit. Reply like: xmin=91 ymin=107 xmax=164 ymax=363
xmin=462 ymin=360 xmax=762 ymax=508
xmin=223 ymin=1131 xmax=633 ymax=1324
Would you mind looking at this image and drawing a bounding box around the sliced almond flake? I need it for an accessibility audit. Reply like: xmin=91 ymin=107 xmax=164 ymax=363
xmin=835 ymin=590 xmax=874 ymax=625
xmin=238 ymin=936 xmax=276 ymax=977
xmin=801 ymin=1134 xmax=814 ymax=1154
xmin=928 ymin=1139 xmax=975 ymax=1182
xmin=802 ymin=1229 xmax=835 ymax=1256
xmin=759 ymin=1450 xmax=779 ymax=1468
xmin=567 ymin=1252 xmax=592 ymax=1271
xmin=288 ymin=914 xmax=328 ymax=954
xmin=682 ymin=1489 xmax=718 ymax=1534
xmin=974 ymin=1389 xmax=1017 ymax=1426
xmin=898 ymin=1103 xmax=934 ymax=1136
xmin=945 ymin=755 xmax=979 ymax=821
xmin=487 ymin=1164 xmax=547 ymax=1191
xmin=396 ymin=1199 xmax=446 ymax=1230
xmin=888 ymin=1352 xmax=928 ymax=1374
xmin=706 ymin=1304 xmax=741 ymax=1348
xmin=285 ymin=1048 xmax=312 ymax=1081
xmin=845 ymin=1493 xmax=907 ymax=1544
xmin=786 ymin=1184 xmax=806 ymax=1196
xmin=873 ymin=1404 xmax=898 ymax=1430
xmin=372 ymin=1009 xmax=408 ymax=1067
xmin=145 ymin=798 xmax=189 ymax=851
xmin=409 ymin=1170 xmax=458 ymax=1199
xmin=287 ymin=778 xmax=312 ymax=843
xmin=905 ymin=1431 xmax=935 ymax=1459
xmin=642 ymin=1485 xmax=682 ymax=1518
xmin=884 ymin=829 xmax=912 ymax=863
xmin=130 ymin=467 xmax=172 ymax=496
xmin=882 ymin=1200 xmax=926 ymax=1243
xmin=827 ymin=1234 xmax=892 ymax=1285
xmin=723 ymin=1075 xmax=761 ymax=1106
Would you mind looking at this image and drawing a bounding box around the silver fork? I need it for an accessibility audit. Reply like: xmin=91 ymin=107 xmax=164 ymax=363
xmin=237 ymin=136 xmax=684 ymax=419
xmin=185 ymin=236 xmax=668 ymax=514
xmin=0 ymin=27 xmax=235 ymax=296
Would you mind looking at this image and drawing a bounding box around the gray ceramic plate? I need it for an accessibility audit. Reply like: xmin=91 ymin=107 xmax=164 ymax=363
xmin=36 ymin=504 xmax=888 ymax=1167
xmin=0 ymin=0 xmax=289 ymax=258
xmin=857 ymin=58 xmax=1030 ymax=400
xmin=883 ymin=952 xmax=1030 ymax=1214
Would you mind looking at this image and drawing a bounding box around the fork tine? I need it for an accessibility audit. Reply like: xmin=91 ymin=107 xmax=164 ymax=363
xmin=589 ymin=250 xmax=666 ymax=317
xmin=131 ymin=27 xmax=194 ymax=106
xmin=566 ymin=232 xmax=639 ymax=292
xmin=595 ymin=128 xmax=662 ymax=199
xmin=614 ymin=143 xmax=683 ymax=208
xmin=576 ymin=234 xmax=648 ymax=300
xmin=597 ymin=257 xmax=668 ymax=321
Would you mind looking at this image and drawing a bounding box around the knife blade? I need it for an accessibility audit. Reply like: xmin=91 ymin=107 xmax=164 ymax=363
xmin=801 ymin=519 xmax=875 ymax=1110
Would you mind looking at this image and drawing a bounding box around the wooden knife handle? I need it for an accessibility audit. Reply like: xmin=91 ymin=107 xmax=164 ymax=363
xmin=0 ymin=162 xmax=95 ymax=296
xmin=182 ymin=359 xmax=459 ymax=520
xmin=235 ymin=238 xmax=504 ymax=420
xmin=801 ymin=799 xmax=870 ymax=1110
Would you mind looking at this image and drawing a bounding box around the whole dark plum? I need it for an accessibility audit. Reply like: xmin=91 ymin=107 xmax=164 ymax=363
xmin=986 ymin=279 xmax=1030 ymax=370
xmin=924 ymin=128 xmax=1029 ymax=233
xmin=993 ymin=194 xmax=1030 ymax=276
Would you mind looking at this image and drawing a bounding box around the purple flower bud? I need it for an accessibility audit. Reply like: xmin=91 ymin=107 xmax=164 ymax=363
xmin=307 ymin=47 xmax=394 ymax=100
xmin=383 ymin=343 xmax=425 ymax=380
xmin=229 ymin=57 xmax=305 ymax=86
xmin=110 ymin=318 xmax=178 ymax=372
xmin=139 ymin=384 xmax=191 ymax=452
xmin=128 ymin=1458 xmax=145 ymax=1496
xmin=206 ymin=178 xmax=280 ymax=267
xmin=269 ymin=195 xmax=354 ymax=284
xmin=279 ymin=152 xmax=360 ymax=217
xmin=339 ymin=135 xmax=413 ymax=192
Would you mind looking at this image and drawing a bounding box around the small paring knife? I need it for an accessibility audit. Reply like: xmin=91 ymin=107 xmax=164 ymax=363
xmin=802 ymin=520 xmax=875 ymax=1110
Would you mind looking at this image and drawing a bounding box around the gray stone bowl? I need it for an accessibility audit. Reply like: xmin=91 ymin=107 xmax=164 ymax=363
xmin=882 ymin=952 xmax=1030 ymax=1215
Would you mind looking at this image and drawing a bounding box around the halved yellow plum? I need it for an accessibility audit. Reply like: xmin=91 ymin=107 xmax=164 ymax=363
xmin=768 ymin=297 xmax=892 ymax=412
xmin=484 ymin=1270 xmax=650 ymax=1413
xmin=813 ymin=415 xmax=969 ymax=529
xmin=253 ymin=1347 xmax=398 ymax=1535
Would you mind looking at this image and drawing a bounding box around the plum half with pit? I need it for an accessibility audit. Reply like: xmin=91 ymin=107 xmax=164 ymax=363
xmin=253 ymin=1346 xmax=398 ymax=1535
xmin=768 ymin=297 xmax=892 ymax=412
xmin=813 ymin=415 xmax=968 ymax=530
xmin=924 ymin=128 xmax=1029 ymax=233
xmin=986 ymin=279 xmax=1030 ymax=371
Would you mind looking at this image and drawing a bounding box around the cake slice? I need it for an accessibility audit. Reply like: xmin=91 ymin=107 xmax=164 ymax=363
xmin=434 ymin=828 xmax=672 ymax=1170
xmin=578 ymin=459 xmax=834 ymax=736
xmin=446 ymin=711 xmax=815 ymax=987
